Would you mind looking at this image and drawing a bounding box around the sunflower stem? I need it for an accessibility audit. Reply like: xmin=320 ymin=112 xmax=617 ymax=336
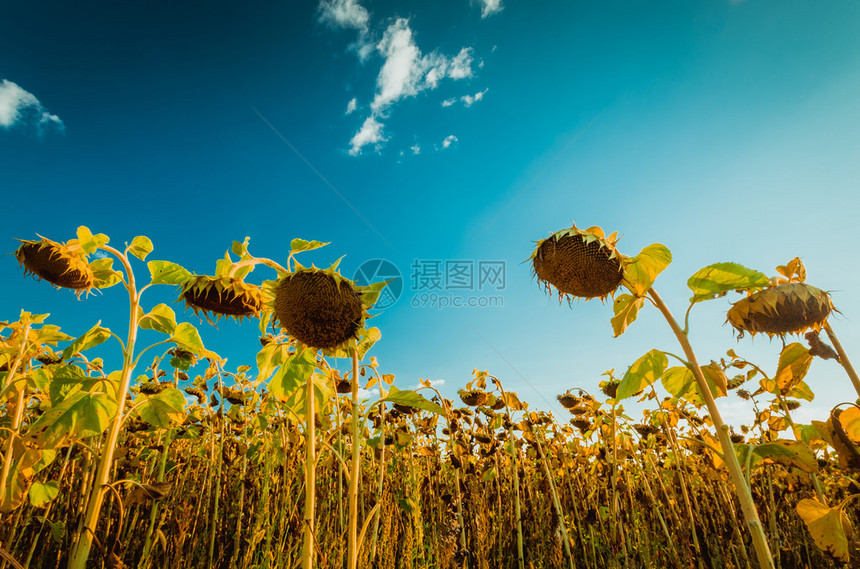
xmin=347 ymin=346 xmax=360 ymax=569
xmin=822 ymin=322 xmax=860 ymax=398
xmin=302 ymin=357 xmax=317 ymax=569
xmin=646 ymin=287 xmax=775 ymax=569
xmin=68 ymin=245 xmax=140 ymax=569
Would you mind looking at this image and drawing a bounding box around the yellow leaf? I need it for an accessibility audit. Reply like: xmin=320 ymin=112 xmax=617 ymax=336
xmin=837 ymin=406 xmax=860 ymax=443
xmin=796 ymin=498 xmax=852 ymax=563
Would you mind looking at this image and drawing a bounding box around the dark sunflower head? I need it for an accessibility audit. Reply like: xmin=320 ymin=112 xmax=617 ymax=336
xmin=458 ymin=389 xmax=489 ymax=407
xmin=273 ymin=267 xmax=367 ymax=350
xmin=726 ymin=283 xmax=832 ymax=338
xmin=531 ymin=223 xmax=624 ymax=301
xmin=16 ymin=237 xmax=94 ymax=296
xmin=179 ymin=275 xmax=263 ymax=323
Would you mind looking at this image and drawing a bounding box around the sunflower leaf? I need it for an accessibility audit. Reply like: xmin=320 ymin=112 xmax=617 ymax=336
xmin=687 ymin=262 xmax=769 ymax=305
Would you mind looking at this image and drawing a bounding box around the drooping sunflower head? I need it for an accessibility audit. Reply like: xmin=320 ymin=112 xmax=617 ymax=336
xmin=273 ymin=266 xmax=368 ymax=350
xmin=726 ymin=283 xmax=832 ymax=338
xmin=179 ymin=275 xmax=263 ymax=323
xmin=531 ymin=223 xmax=624 ymax=301
xmin=16 ymin=237 xmax=95 ymax=296
xmin=459 ymin=388 xmax=489 ymax=407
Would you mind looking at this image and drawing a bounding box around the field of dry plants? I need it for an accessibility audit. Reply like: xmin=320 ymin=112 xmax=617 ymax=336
xmin=1 ymin=224 xmax=858 ymax=569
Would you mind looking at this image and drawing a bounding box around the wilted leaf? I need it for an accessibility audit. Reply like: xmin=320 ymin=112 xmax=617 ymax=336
xmin=611 ymin=294 xmax=645 ymax=337
xmin=796 ymin=498 xmax=852 ymax=563
xmin=687 ymin=262 xmax=769 ymax=304
xmin=774 ymin=343 xmax=813 ymax=393
xmin=125 ymin=482 xmax=172 ymax=507
xmin=837 ymin=406 xmax=860 ymax=443
xmin=617 ymin=349 xmax=667 ymax=400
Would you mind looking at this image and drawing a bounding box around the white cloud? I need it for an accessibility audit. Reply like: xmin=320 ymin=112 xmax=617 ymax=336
xmin=0 ymin=79 xmax=64 ymax=135
xmin=357 ymin=387 xmax=379 ymax=399
xmin=414 ymin=379 xmax=445 ymax=388
xmin=478 ymin=0 xmax=504 ymax=18
xmin=463 ymin=87 xmax=488 ymax=107
xmin=371 ymin=19 xmax=474 ymax=112
xmin=411 ymin=144 xmax=421 ymax=155
xmin=442 ymin=134 xmax=458 ymax=149
xmin=441 ymin=98 xmax=457 ymax=107
xmin=318 ymin=0 xmax=370 ymax=30
xmin=349 ymin=115 xmax=385 ymax=155
xmin=345 ymin=97 xmax=358 ymax=115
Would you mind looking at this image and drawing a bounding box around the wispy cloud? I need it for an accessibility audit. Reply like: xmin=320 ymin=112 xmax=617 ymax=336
xmin=415 ymin=379 xmax=445 ymax=388
xmin=349 ymin=115 xmax=385 ymax=155
xmin=348 ymin=18 xmax=475 ymax=155
xmin=442 ymin=134 xmax=458 ymax=149
xmin=345 ymin=97 xmax=357 ymax=115
xmin=318 ymin=0 xmax=369 ymax=30
xmin=410 ymin=144 xmax=421 ymax=155
xmin=0 ymin=79 xmax=64 ymax=136
xmin=477 ymin=0 xmax=504 ymax=18
xmin=442 ymin=88 xmax=488 ymax=108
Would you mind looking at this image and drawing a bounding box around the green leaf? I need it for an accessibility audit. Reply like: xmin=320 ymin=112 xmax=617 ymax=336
xmin=687 ymin=262 xmax=769 ymax=305
xmin=256 ymin=342 xmax=290 ymax=382
xmin=290 ymin=238 xmax=329 ymax=254
xmin=793 ymin=423 xmax=820 ymax=445
xmin=28 ymin=481 xmax=59 ymax=508
xmin=90 ymin=258 xmax=123 ymax=289
xmin=139 ymin=304 xmax=177 ymax=335
xmin=774 ymin=343 xmax=813 ymax=393
xmin=147 ymin=261 xmax=192 ymax=286
xmin=268 ymin=349 xmax=330 ymax=422
xmin=269 ymin=348 xmax=316 ymax=402
xmin=381 ymin=386 xmax=446 ymax=416
xmin=75 ymin=226 xmax=109 ymax=255
xmin=231 ymin=237 xmax=251 ymax=258
xmin=611 ymin=294 xmax=645 ymax=338
xmin=48 ymin=364 xmax=92 ymax=404
xmin=754 ymin=440 xmax=818 ymax=473
xmin=128 ymin=236 xmax=154 ymax=261
xmin=27 ymin=390 xmax=116 ymax=448
xmin=62 ymin=322 xmax=112 ymax=360
xmin=133 ymin=387 xmax=186 ymax=428
xmin=170 ymin=323 xmax=220 ymax=361
xmin=623 ymin=244 xmax=671 ymax=296
xmin=618 ymin=349 xmax=667 ymax=400
xmin=787 ymin=381 xmax=815 ymax=402
xmin=661 ymin=364 xmax=726 ymax=406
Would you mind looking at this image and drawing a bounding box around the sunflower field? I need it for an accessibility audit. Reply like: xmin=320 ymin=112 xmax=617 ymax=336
xmin=1 ymin=225 xmax=858 ymax=569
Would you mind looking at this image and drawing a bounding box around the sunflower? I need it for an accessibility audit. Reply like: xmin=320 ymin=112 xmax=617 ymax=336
xmin=179 ymin=275 xmax=263 ymax=323
xmin=16 ymin=238 xmax=94 ymax=296
xmin=273 ymin=266 xmax=369 ymax=351
xmin=531 ymin=223 xmax=624 ymax=301
xmin=726 ymin=283 xmax=832 ymax=338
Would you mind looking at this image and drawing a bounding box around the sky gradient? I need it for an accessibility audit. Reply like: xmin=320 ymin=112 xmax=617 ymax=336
xmin=3 ymin=0 xmax=860 ymax=425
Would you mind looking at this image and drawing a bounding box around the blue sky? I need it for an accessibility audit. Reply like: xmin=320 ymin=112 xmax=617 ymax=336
xmin=2 ymin=0 xmax=860 ymax=426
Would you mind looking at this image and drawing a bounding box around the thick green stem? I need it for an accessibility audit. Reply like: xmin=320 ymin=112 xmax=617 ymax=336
xmin=68 ymin=247 xmax=139 ymax=569
xmin=347 ymin=348 xmax=360 ymax=569
xmin=302 ymin=363 xmax=316 ymax=569
xmin=647 ymin=288 xmax=775 ymax=569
